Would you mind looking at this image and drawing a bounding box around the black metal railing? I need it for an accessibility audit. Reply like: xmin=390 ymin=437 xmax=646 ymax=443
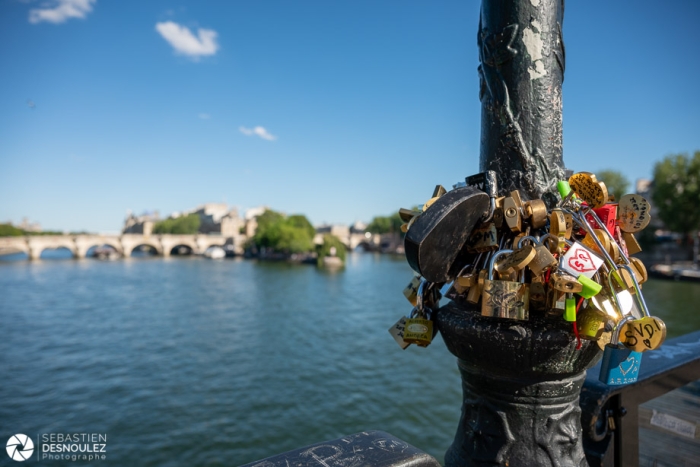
xmin=581 ymin=329 xmax=700 ymax=467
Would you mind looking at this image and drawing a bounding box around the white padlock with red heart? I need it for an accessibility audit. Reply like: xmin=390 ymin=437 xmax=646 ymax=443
xmin=559 ymin=241 xmax=604 ymax=279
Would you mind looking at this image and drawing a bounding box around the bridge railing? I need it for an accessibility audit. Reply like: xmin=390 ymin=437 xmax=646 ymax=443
xmin=240 ymin=331 xmax=700 ymax=467
xmin=580 ymin=329 xmax=700 ymax=467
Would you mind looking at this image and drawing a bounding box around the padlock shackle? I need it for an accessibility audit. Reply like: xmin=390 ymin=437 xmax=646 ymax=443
xmin=517 ymin=235 xmax=538 ymax=249
xmin=572 ymin=207 xmax=651 ymax=319
xmin=416 ymin=279 xmax=427 ymax=311
xmin=611 ymin=314 xmax=635 ymax=345
xmin=488 ymin=249 xmax=513 ymax=280
xmin=570 ymin=210 xmax=618 ymax=269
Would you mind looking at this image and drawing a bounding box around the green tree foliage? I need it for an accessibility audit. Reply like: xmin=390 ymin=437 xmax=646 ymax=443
xmin=252 ymin=209 xmax=315 ymax=254
xmin=0 ymin=223 xmax=24 ymax=236
xmin=597 ymin=170 xmax=630 ymax=201
xmin=366 ymin=212 xmax=403 ymax=234
xmin=153 ymin=213 xmax=201 ymax=234
xmin=652 ymin=151 xmax=700 ymax=237
xmin=287 ymin=214 xmax=316 ymax=239
xmin=0 ymin=224 xmax=64 ymax=236
xmin=316 ymin=234 xmax=347 ymax=266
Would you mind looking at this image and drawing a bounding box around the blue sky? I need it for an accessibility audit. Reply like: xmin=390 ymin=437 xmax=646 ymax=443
xmin=1 ymin=0 xmax=698 ymax=233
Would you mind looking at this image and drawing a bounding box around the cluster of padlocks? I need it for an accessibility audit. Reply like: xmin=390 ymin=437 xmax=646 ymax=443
xmin=388 ymin=171 xmax=667 ymax=385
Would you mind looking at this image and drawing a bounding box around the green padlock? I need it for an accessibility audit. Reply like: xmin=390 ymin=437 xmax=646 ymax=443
xmin=577 ymin=274 xmax=602 ymax=299
xmin=564 ymin=295 xmax=577 ymax=322
xmin=557 ymin=180 xmax=573 ymax=199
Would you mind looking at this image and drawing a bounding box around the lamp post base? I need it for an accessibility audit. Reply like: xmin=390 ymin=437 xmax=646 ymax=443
xmin=437 ymin=301 xmax=601 ymax=466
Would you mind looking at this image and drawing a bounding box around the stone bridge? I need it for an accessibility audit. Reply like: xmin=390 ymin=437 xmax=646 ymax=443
xmin=0 ymin=234 xmax=247 ymax=260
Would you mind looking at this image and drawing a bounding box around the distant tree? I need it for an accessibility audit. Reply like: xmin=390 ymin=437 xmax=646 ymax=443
xmin=597 ymin=170 xmax=630 ymax=201
xmin=316 ymin=234 xmax=347 ymax=267
xmin=153 ymin=213 xmax=201 ymax=234
xmin=251 ymin=209 xmax=315 ymax=254
xmin=366 ymin=212 xmax=403 ymax=234
xmin=652 ymin=151 xmax=700 ymax=239
xmin=287 ymin=214 xmax=316 ymax=239
xmin=0 ymin=223 xmax=24 ymax=236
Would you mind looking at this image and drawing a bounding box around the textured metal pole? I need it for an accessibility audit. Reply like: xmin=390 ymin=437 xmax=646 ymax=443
xmin=437 ymin=1 xmax=600 ymax=465
xmin=478 ymin=0 xmax=566 ymax=202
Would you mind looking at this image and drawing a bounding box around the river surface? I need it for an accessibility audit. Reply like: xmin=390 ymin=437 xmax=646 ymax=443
xmin=1 ymin=253 xmax=699 ymax=466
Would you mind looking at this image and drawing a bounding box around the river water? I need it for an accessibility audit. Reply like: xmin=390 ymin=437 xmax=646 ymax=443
xmin=1 ymin=253 xmax=699 ymax=466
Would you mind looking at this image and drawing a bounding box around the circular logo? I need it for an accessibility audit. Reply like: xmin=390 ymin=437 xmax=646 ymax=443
xmin=6 ymin=434 xmax=34 ymax=462
xmin=406 ymin=324 xmax=428 ymax=334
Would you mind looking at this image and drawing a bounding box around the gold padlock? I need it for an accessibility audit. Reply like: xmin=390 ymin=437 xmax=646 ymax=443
xmin=482 ymin=250 xmax=529 ymax=320
xmin=466 ymin=269 xmax=488 ymax=304
xmin=550 ymin=270 xmax=584 ymax=293
xmin=518 ymin=236 xmax=557 ymax=275
xmin=467 ymin=223 xmax=499 ymax=253
xmin=402 ymin=274 xmax=421 ymax=306
xmin=577 ymin=306 xmax=614 ymax=341
xmin=622 ymin=231 xmax=642 ymax=255
xmin=403 ymin=281 xmax=435 ymax=347
xmin=403 ymin=311 xmax=433 ymax=347
xmin=503 ymin=191 xmax=524 ymax=233
xmin=622 ymin=316 xmax=667 ymax=352
xmin=524 ymin=199 xmax=548 ymax=229
xmin=529 ymin=279 xmax=547 ymax=311
xmin=629 ymin=257 xmax=648 ymax=285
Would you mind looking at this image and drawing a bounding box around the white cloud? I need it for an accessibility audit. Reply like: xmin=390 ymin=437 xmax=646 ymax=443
xmin=155 ymin=21 xmax=219 ymax=59
xmin=29 ymin=0 xmax=96 ymax=24
xmin=198 ymin=113 xmax=210 ymax=120
xmin=239 ymin=126 xmax=277 ymax=141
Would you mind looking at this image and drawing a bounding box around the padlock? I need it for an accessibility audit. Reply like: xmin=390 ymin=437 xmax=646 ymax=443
xmin=550 ymin=270 xmax=584 ymax=294
xmin=398 ymin=208 xmax=421 ymax=223
xmin=549 ymin=208 xmax=567 ymax=239
xmin=622 ymin=231 xmax=642 ymax=255
xmin=581 ymin=229 xmax=612 ymax=258
xmin=587 ymin=204 xmax=617 ymax=236
xmin=559 ymin=241 xmax=605 ymax=279
xmin=546 ymin=287 xmax=566 ymax=316
xmin=618 ymin=194 xmax=651 ymax=233
xmin=524 ymin=199 xmax=548 ymax=229
xmin=466 ymin=269 xmax=488 ymax=304
xmin=466 ymin=223 xmax=499 ymax=252
xmin=563 ymin=294 xmax=577 ymax=322
xmin=494 ymin=245 xmax=536 ymax=276
xmin=622 ymin=316 xmax=667 ymax=352
xmin=388 ymin=316 xmax=411 ymax=349
xmin=569 ymin=172 xmax=609 ymax=209
xmin=577 ymin=305 xmax=613 ymax=340
xmin=403 ymin=281 xmax=435 ymax=347
xmin=518 ymin=236 xmax=557 ymax=275
xmin=599 ymin=316 xmax=642 ymax=385
xmin=482 ymin=250 xmax=529 ymax=320
xmin=404 ymin=186 xmax=489 ymax=283
xmin=465 ymin=170 xmax=498 ymax=222
xmin=629 ymin=257 xmax=648 ymax=285
xmin=404 ymin=309 xmax=433 ymax=347
xmin=563 ymin=212 xmax=574 ymax=239
xmin=503 ymin=191 xmax=524 ymax=233
xmin=432 ymin=184 xmax=447 ymax=198
xmin=402 ymin=274 xmax=422 ymax=306
xmin=453 ymin=261 xmax=479 ymax=294
xmin=529 ymin=278 xmax=547 ymax=311
xmin=576 ymin=274 xmax=603 ymax=299
xmin=591 ymin=287 xmax=634 ymax=318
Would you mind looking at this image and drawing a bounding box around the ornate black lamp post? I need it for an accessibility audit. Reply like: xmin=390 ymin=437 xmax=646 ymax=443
xmin=437 ymin=1 xmax=601 ymax=465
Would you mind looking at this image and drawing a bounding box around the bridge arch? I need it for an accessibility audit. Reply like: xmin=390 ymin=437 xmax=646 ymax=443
xmin=169 ymin=244 xmax=196 ymax=256
xmin=125 ymin=242 xmax=161 ymax=257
